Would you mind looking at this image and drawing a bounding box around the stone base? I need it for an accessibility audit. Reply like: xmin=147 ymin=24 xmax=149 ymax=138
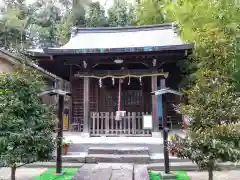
xmin=160 ymin=172 xmax=176 ymax=179
xmin=54 ymin=171 xmax=65 ymax=176
xmin=152 ymin=132 xmax=162 ymax=138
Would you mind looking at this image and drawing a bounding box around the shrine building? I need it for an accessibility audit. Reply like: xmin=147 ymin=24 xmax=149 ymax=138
xmin=27 ymin=23 xmax=193 ymax=137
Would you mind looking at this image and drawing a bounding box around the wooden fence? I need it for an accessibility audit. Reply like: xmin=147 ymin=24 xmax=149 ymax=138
xmin=90 ymin=112 xmax=152 ymax=136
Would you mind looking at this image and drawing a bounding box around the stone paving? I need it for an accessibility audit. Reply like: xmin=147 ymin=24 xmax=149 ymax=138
xmin=0 ymin=167 xmax=47 ymax=180
xmin=187 ymin=170 xmax=240 ymax=180
xmin=0 ymin=165 xmax=239 ymax=180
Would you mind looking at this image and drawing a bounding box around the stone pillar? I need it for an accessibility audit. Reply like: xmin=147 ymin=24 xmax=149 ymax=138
xmin=151 ymin=75 xmax=159 ymax=133
xmin=83 ymin=77 xmax=90 ymax=136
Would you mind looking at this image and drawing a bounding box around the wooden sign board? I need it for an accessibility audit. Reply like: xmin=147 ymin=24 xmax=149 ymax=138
xmin=143 ymin=115 xmax=153 ymax=130
xmin=63 ymin=109 xmax=69 ymax=130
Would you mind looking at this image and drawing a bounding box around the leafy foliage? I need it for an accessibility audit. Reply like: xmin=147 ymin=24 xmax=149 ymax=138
xmin=170 ymin=124 xmax=240 ymax=168
xmin=86 ymin=2 xmax=108 ymax=27
xmin=181 ymin=70 xmax=240 ymax=131
xmin=0 ymin=5 xmax=30 ymax=51
xmin=107 ymin=0 xmax=135 ymax=27
xmin=0 ymin=0 xmax=136 ymax=51
xmin=164 ymin=1 xmax=240 ymax=179
xmin=169 ymin=70 xmax=240 ymax=180
xmin=135 ymin=0 xmax=166 ymax=25
xmin=164 ymin=0 xmax=240 ymax=87
xmin=0 ymin=66 xmax=56 ymax=179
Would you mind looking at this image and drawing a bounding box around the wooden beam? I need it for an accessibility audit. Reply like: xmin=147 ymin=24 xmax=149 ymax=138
xmin=53 ymin=56 xmax=184 ymax=65
xmin=74 ymin=69 xmax=168 ymax=78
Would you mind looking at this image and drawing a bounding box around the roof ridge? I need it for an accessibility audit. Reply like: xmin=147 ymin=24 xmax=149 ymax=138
xmin=71 ymin=23 xmax=178 ymax=37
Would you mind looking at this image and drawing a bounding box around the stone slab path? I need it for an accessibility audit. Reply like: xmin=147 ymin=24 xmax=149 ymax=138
xmin=73 ymin=164 xmax=134 ymax=180
xmin=0 ymin=164 xmax=239 ymax=180
xmin=0 ymin=167 xmax=47 ymax=180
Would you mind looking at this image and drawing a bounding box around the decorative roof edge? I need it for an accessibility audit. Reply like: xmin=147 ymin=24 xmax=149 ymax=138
xmin=43 ymin=43 xmax=194 ymax=55
xmin=151 ymin=88 xmax=182 ymax=96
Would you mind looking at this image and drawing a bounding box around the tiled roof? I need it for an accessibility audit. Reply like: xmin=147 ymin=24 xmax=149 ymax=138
xmin=28 ymin=24 xmax=193 ymax=55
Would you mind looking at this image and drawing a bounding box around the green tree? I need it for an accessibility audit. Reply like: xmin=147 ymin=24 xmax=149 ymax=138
xmin=55 ymin=11 xmax=73 ymax=45
xmin=72 ymin=0 xmax=88 ymax=26
xmin=108 ymin=0 xmax=135 ymax=27
xmin=164 ymin=0 xmax=240 ymax=85
xmin=28 ymin=0 xmax=62 ymax=47
xmin=0 ymin=3 xmax=31 ymax=51
xmin=170 ymin=70 xmax=240 ymax=180
xmin=165 ymin=0 xmax=240 ymax=179
xmin=0 ymin=66 xmax=56 ymax=180
xmin=85 ymin=2 xmax=108 ymax=27
xmin=135 ymin=0 xmax=165 ymax=25
xmin=54 ymin=0 xmax=92 ymax=45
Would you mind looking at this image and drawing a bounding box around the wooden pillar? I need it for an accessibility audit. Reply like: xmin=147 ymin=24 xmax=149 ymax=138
xmin=83 ymin=77 xmax=90 ymax=134
xmin=151 ymin=75 xmax=159 ymax=132
xmin=160 ymin=78 xmax=166 ymax=128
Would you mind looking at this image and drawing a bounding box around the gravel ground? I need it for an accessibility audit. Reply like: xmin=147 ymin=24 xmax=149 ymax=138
xmin=0 ymin=168 xmax=47 ymax=180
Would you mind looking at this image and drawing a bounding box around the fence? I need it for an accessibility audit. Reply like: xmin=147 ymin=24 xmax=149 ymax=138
xmin=90 ymin=112 xmax=152 ymax=136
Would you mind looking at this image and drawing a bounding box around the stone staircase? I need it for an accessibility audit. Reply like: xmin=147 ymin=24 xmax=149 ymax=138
xmin=55 ymin=146 xmax=191 ymax=164
xmin=85 ymin=147 xmax=150 ymax=164
xmin=36 ymin=146 xmax=240 ymax=171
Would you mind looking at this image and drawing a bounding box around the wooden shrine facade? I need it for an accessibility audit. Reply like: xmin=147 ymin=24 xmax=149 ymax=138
xmin=72 ymin=74 xmax=161 ymax=136
xmin=27 ymin=24 xmax=193 ymax=137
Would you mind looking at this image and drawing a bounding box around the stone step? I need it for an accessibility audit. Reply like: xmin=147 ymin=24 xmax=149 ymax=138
xmin=86 ymin=154 xmax=150 ymax=164
xmin=68 ymin=143 xmax=164 ymax=154
xmin=88 ymin=147 xmax=149 ymax=155
xmin=148 ymin=162 xmax=197 ymax=171
xmin=147 ymin=162 xmax=240 ymax=171
xmin=24 ymin=162 xmax=84 ymax=168
xmin=52 ymin=152 xmax=87 ymax=163
xmin=149 ymin=153 xmax=190 ymax=163
xmin=52 ymin=152 xmax=191 ymax=163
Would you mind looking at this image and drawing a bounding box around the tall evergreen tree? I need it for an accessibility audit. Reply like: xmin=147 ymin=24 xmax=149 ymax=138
xmin=85 ymin=2 xmax=108 ymax=27
xmin=108 ymin=0 xmax=135 ymax=27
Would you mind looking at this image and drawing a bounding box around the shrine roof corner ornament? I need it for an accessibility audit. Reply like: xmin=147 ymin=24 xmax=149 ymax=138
xmin=27 ymin=23 xmax=194 ymax=56
xmin=151 ymin=88 xmax=182 ymax=96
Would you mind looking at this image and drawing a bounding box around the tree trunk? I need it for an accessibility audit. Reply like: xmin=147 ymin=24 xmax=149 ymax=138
xmin=208 ymin=169 xmax=213 ymax=180
xmin=11 ymin=166 xmax=16 ymax=180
